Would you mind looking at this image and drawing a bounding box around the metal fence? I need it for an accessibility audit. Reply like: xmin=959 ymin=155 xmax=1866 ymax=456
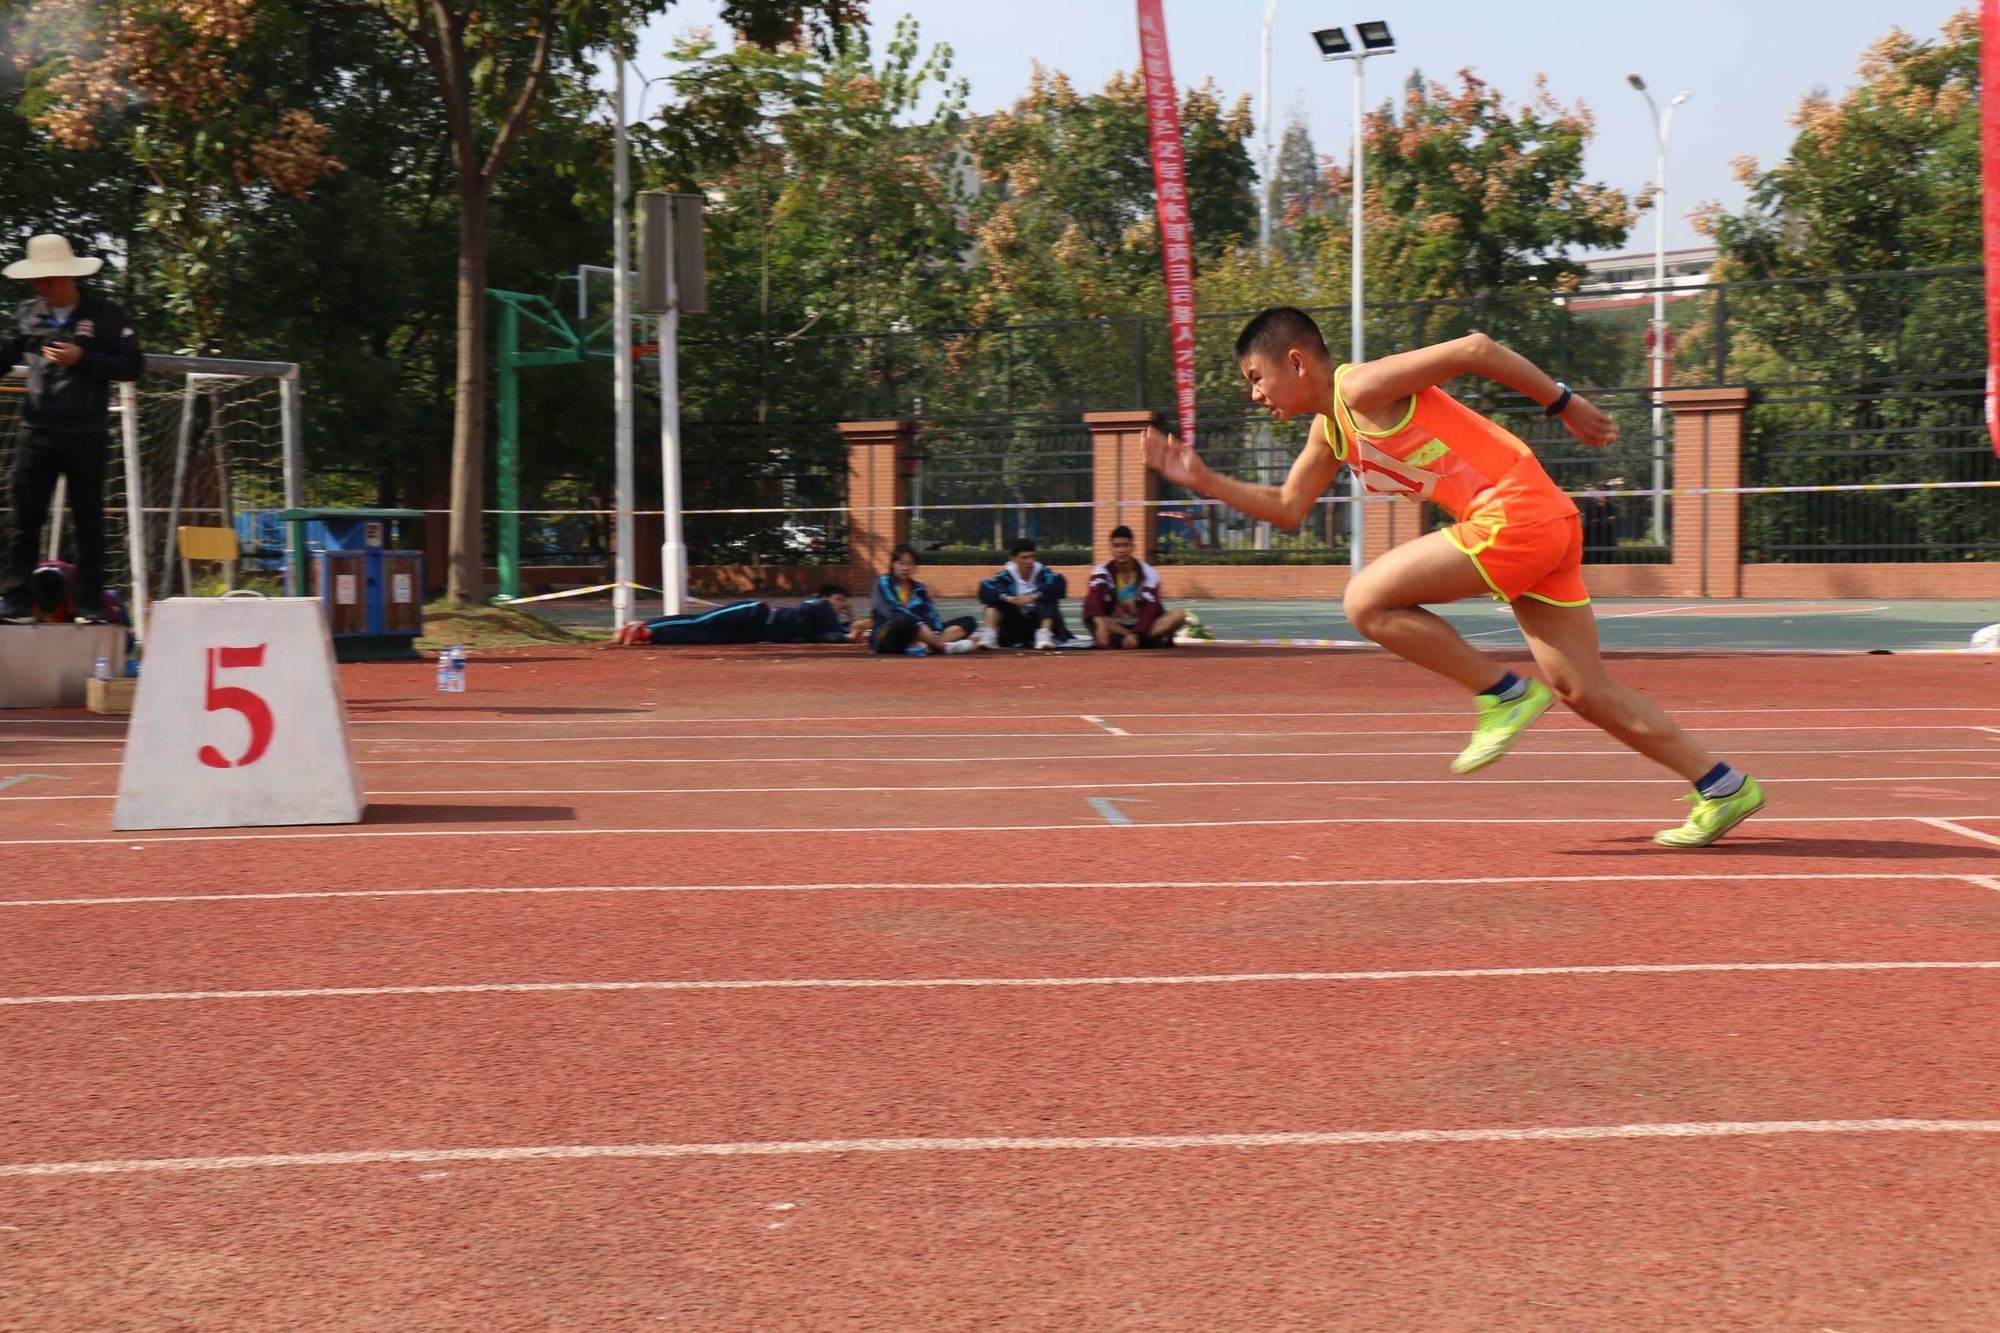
xmin=662 ymin=265 xmax=1992 ymax=567
xmin=909 ymin=422 xmax=1093 ymax=565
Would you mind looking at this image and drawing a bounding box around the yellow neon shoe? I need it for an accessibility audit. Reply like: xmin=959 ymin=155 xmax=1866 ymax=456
xmin=1450 ymin=679 xmax=1555 ymax=775
xmin=1654 ymin=777 xmax=1767 ymax=849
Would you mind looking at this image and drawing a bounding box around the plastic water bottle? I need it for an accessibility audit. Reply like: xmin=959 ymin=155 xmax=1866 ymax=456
xmin=92 ymin=656 xmax=111 ymax=682
xmin=436 ymin=650 xmax=453 ymax=693
xmin=448 ymin=644 xmax=467 ymax=692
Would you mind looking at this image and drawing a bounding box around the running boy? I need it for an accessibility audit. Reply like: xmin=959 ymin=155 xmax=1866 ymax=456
xmin=1145 ymin=308 xmax=1764 ymax=848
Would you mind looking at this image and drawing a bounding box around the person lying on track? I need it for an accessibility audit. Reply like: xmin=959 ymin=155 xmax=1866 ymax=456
xmin=870 ymin=545 xmax=978 ymax=656
xmin=617 ymin=585 xmax=866 ymax=647
xmin=1144 ymin=306 xmax=1765 ymax=849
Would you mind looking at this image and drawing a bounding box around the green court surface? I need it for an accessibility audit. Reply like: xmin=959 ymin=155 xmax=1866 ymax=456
xmin=536 ymin=596 xmax=1997 ymax=653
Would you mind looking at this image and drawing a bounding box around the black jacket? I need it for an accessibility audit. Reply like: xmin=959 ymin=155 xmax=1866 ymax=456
xmin=2 ymin=288 xmax=145 ymax=434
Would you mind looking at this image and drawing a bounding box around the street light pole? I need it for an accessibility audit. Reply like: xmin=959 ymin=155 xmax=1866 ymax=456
xmin=610 ymin=50 xmax=635 ymax=631
xmin=1315 ymin=22 xmax=1395 ymax=572
xmin=1259 ymin=0 xmax=1279 ymax=254
xmin=1628 ymin=73 xmax=1690 ymax=548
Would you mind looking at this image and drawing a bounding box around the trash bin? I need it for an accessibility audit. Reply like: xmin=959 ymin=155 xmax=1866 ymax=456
xmin=276 ymin=508 xmax=425 ymax=661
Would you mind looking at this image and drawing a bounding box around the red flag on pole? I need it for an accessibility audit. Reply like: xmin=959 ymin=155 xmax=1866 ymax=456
xmin=1985 ymin=0 xmax=1999 ymax=456
xmin=1137 ymin=0 xmax=1198 ymax=445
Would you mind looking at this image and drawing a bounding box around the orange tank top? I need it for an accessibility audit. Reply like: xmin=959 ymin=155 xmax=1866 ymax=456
xmin=1320 ymin=364 xmax=1573 ymax=524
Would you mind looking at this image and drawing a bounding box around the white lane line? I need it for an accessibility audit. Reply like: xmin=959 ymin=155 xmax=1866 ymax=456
xmin=1080 ymin=715 xmax=1130 ymax=736
xmin=1967 ymin=876 xmax=2000 ymax=893
xmin=9 ymin=960 xmax=2000 ymax=1009
xmin=1919 ymin=818 xmax=2000 ymax=851
xmin=0 ymin=814 xmax=1988 ymax=849
xmin=15 ymin=724 xmax=1999 ymax=748
xmin=8 ymin=1119 xmax=2000 ymax=1179
xmin=1979 ymin=727 xmax=2000 ymax=739
xmin=18 ymin=773 xmax=2000 ymax=803
xmin=10 ymin=746 xmax=2000 ymax=773
xmin=0 ymin=871 xmax=1959 ymax=910
xmin=9 ymin=702 xmax=2000 ymax=730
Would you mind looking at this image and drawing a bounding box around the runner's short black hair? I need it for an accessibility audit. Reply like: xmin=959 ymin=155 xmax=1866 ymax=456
xmin=1235 ymin=306 xmax=1328 ymax=363
xmin=1009 ymin=536 xmax=1038 ymax=557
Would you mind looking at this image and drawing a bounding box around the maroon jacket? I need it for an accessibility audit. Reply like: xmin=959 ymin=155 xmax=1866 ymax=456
xmin=1083 ymin=558 xmax=1164 ymax=634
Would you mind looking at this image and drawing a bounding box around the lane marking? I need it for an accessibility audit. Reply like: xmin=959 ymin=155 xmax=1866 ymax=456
xmin=18 ymin=772 xmax=2000 ymax=803
xmin=1 ymin=813 xmax=1992 ymax=849
xmin=0 ymin=774 xmax=60 ymax=793
xmin=1087 ymin=796 xmax=1148 ymax=826
xmin=7 ymin=1120 xmax=2000 ymax=1180
xmin=8 ymin=960 xmax=2000 ymax=1010
xmin=1967 ymin=876 xmax=2000 ymax=893
xmin=1919 ymin=818 xmax=2000 ymax=851
xmin=8 ymin=746 xmax=1998 ymax=772
xmin=1080 ymin=715 xmax=1130 ymax=736
xmin=1979 ymin=727 xmax=2000 ymax=739
xmin=10 ymin=702 xmax=2000 ymax=729
xmin=14 ymin=723 xmax=2000 ymax=747
xmin=0 ymin=870 xmax=1961 ymax=910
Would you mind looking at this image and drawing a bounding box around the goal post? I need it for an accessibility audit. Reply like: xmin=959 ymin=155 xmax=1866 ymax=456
xmin=2 ymin=353 xmax=303 ymax=642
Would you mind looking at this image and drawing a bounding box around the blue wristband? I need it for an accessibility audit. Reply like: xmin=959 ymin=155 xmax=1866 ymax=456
xmin=1544 ymin=383 xmax=1573 ymax=417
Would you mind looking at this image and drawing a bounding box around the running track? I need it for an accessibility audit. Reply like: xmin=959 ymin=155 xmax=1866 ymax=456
xmin=2 ymin=644 xmax=1998 ymax=1329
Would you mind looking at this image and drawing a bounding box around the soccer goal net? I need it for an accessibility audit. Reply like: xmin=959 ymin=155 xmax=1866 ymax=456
xmin=0 ymin=354 xmax=300 ymax=638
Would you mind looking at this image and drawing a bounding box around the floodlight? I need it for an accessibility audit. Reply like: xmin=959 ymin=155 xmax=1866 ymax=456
xmin=1356 ymin=20 xmax=1393 ymax=50
xmin=1312 ymin=27 xmax=1352 ymax=57
xmin=1626 ymin=72 xmax=1646 ymax=91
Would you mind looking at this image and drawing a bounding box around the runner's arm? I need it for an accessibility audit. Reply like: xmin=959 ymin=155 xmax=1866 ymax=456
xmin=1143 ymin=420 xmax=1340 ymax=529
xmin=1339 ymin=333 xmax=1617 ymax=447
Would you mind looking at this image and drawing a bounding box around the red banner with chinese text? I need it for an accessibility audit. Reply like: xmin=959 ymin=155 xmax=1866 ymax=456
xmin=1985 ymin=0 xmax=1999 ymax=455
xmin=1137 ymin=0 xmax=1197 ymax=445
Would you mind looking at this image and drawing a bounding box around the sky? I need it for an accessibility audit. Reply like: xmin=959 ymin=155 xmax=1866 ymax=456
xmin=628 ymin=0 xmax=1973 ymax=257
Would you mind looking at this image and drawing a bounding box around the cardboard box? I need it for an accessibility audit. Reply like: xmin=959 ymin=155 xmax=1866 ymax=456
xmin=87 ymin=677 xmax=137 ymax=715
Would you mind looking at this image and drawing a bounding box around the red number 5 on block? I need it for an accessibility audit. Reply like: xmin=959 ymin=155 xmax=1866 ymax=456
xmin=198 ymin=644 xmax=274 ymax=769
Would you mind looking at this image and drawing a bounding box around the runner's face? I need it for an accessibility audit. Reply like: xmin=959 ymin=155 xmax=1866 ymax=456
xmin=1240 ymin=349 xmax=1306 ymax=420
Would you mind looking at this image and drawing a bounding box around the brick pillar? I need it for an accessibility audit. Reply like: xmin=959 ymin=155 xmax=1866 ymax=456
xmin=1664 ymin=387 xmax=1751 ymax=598
xmin=1082 ymin=410 xmax=1162 ymax=563
xmin=839 ymin=419 xmax=913 ymax=585
xmin=1357 ymin=493 xmax=1400 ymax=570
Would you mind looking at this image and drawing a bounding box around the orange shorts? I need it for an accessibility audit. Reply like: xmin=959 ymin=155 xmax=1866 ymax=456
xmin=1444 ymin=508 xmax=1590 ymax=607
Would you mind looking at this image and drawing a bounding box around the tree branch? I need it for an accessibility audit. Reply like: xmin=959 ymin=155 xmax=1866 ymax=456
xmin=479 ymin=0 xmax=562 ymax=191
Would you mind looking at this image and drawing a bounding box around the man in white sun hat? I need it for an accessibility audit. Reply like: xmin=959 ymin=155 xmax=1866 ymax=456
xmin=1 ymin=234 xmax=144 ymax=623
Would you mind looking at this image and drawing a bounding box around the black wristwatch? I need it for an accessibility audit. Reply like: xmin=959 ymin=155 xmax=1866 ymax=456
xmin=1544 ymin=383 xmax=1574 ymax=417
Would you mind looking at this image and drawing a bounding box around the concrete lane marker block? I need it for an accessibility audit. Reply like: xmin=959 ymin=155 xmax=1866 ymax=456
xmin=113 ymin=598 xmax=365 ymax=831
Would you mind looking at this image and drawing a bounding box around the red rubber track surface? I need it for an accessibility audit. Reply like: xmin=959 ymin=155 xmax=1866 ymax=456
xmin=3 ymin=644 xmax=1999 ymax=1329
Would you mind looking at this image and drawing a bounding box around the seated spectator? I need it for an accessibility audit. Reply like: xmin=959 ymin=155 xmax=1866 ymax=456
xmin=617 ymin=585 xmax=864 ymax=646
xmin=976 ymin=536 xmax=1090 ymax=650
xmin=871 ymin=545 xmax=977 ymax=656
xmin=1084 ymin=525 xmax=1185 ymax=648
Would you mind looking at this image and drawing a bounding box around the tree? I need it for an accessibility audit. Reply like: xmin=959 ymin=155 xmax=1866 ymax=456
xmin=14 ymin=0 xmax=344 ymax=352
xmin=1353 ymin=68 xmax=1634 ymax=301
xmin=965 ymin=66 xmax=1257 ymax=325
xmin=334 ymin=0 xmax=865 ymax=604
xmin=1697 ymin=8 xmax=1979 ymax=278
xmin=1690 ymin=10 xmax=1984 ymax=562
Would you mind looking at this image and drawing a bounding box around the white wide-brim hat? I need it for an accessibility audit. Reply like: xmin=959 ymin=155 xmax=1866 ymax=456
xmin=4 ymin=234 xmax=104 ymax=280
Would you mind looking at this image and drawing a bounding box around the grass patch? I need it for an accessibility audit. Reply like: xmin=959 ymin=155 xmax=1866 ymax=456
xmin=418 ymin=600 xmax=590 ymax=651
